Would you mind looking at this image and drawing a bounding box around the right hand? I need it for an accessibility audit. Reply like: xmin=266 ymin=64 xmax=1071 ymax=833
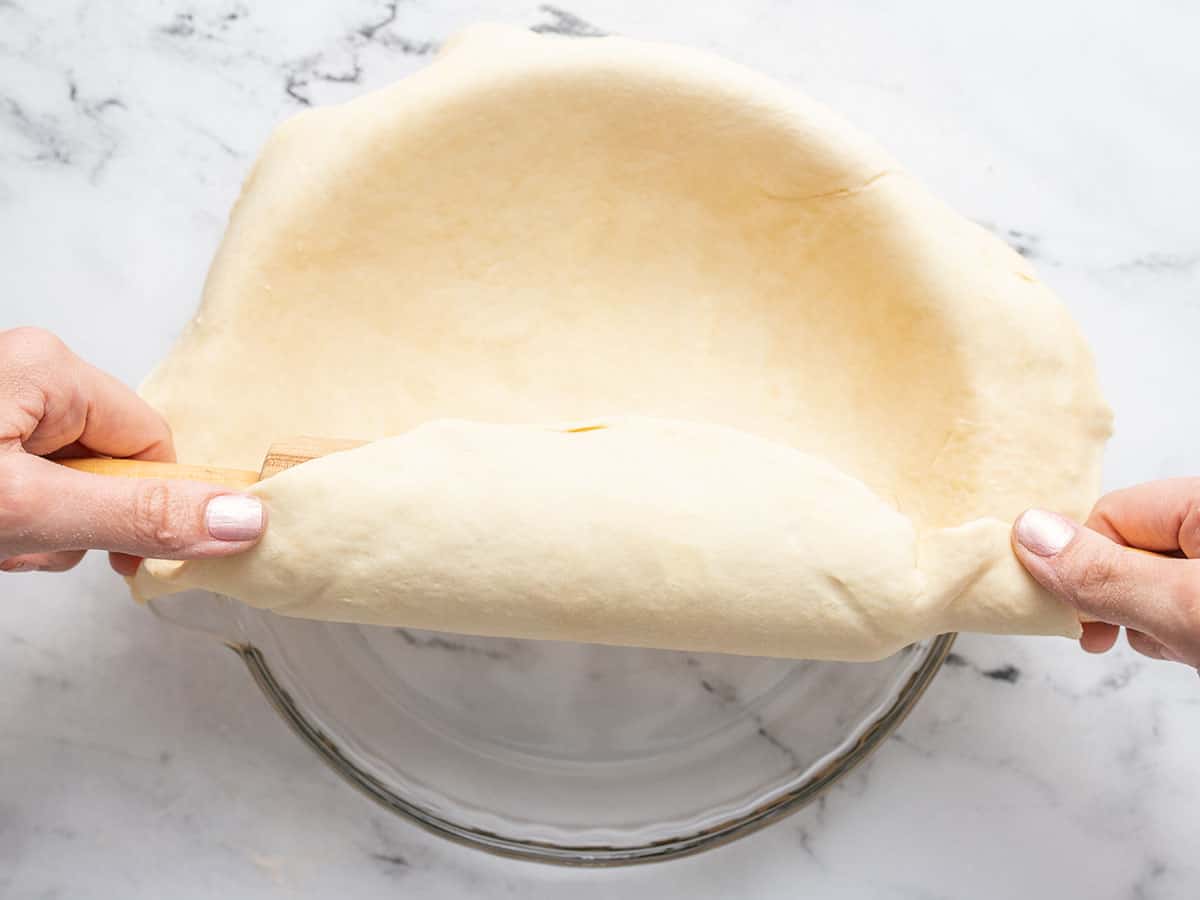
xmin=1012 ymin=481 xmax=1200 ymax=668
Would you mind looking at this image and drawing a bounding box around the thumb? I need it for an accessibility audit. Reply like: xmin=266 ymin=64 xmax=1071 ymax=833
xmin=0 ymin=453 xmax=265 ymax=560
xmin=1012 ymin=508 xmax=1195 ymax=641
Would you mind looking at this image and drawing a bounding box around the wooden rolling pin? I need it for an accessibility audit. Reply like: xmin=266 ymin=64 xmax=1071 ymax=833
xmin=56 ymin=437 xmax=366 ymax=489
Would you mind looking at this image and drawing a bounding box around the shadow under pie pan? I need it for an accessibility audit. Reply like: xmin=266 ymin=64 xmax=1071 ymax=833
xmin=151 ymin=590 xmax=954 ymax=865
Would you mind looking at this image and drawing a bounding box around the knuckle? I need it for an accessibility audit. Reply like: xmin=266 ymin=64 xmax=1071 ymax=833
xmin=130 ymin=480 xmax=188 ymax=553
xmin=1174 ymin=574 xmax=1200 ymax=629
xmin=1179 ymin=503 xmax=1200 ymax=556
xmin=1069 ymin=549 xmax=1123 ymax=606
xmin=1065 ymin=542 xmax=1137 ymax=619
xmin=1090 ymin=490 xmax=1117 ymax=513
xmin=0 ymin=326 xmax=68 ymax=368
xmin=1089 ymin=493 xmax=1118 ymax=524
xmin=0 ymin=460 xmax=36 ymax=529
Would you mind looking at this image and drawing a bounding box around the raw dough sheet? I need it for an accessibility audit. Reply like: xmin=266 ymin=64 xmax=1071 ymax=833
xmin=132 ymin=25 xmax=1111 ymax=660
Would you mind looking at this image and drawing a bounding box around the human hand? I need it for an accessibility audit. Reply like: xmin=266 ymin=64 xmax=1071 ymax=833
xmin=1013 ymin=482 xmax=1200 ymax=668
xmin=0 ymin=327 xmax=264 ymax=576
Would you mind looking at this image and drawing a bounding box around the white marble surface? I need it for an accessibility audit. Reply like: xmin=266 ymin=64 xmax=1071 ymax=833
xmin=2 ymin=1 xmax=1199 ymax=896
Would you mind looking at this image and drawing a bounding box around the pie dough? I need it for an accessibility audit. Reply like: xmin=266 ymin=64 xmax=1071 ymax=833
xmin=130 ymin=25 xmax=1112 ymax=661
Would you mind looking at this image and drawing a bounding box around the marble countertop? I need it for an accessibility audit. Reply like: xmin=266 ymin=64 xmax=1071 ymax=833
xmin=2 ymin=1 xmax=1198 ymax=897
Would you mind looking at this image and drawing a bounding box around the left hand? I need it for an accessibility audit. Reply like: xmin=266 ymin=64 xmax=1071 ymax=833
xmin=0 ymin=327 xmax=265 ymax=576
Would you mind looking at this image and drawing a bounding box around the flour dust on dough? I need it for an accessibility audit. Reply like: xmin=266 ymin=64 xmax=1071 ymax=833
xmin=132 ymin=25 xmax=1112 ymax=661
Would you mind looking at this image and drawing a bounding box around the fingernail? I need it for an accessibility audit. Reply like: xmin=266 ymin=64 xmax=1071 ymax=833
xmin=0 ymin=559 xmax=30 ymax=573
xmin=205 ymin=495 xmax=264 ymax=542
xmin=1015 ymin=509 xmax=1076 ymax=557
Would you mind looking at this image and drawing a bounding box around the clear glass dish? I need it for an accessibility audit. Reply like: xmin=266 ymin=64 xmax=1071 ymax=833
xmin=152 ymin=590 xmax=953 ymax=865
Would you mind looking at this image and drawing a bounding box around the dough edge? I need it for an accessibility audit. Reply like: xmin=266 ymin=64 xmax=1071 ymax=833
xmin=132 ymin=417 xmax=1081 ymax=662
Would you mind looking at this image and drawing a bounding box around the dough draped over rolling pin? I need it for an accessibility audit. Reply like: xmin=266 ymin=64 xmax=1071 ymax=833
xmin=132 ymin=418 xmax=1080 ymax=662
xmin=132 ymin=25 xmax=1111 ymax=660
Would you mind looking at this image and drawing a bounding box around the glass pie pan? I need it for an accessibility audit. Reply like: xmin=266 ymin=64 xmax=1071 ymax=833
xmin=151 ymin=590 xmax=953 ymax=865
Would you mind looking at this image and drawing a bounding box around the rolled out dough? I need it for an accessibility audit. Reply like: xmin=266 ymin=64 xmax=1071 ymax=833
xmin=135 ymin=418 xmax=1079 ymax=661
xmin=131 ymin=25 xmax=1112 ymax=660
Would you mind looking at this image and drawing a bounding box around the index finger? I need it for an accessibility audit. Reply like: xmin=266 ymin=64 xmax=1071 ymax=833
xmin=1086 ymin=478 xmax=1200 ymax=557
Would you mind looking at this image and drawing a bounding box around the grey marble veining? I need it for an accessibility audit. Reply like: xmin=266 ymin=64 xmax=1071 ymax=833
xmin=1 ymin=1 xmax=1199 ymax=897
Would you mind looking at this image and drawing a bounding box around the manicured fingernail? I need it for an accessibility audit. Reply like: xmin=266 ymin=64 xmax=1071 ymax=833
xmin=1015 ymin=509 xmax=1076 ymax=557
xmin=205 ymin=495 xmax=264 ymax=542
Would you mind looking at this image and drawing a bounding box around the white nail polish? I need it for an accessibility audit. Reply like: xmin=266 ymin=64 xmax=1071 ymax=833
xmin=206 ymin=495 xmax=264 ymax=542
xmin=1015 ymin=509 xmax=1076 ymax=558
